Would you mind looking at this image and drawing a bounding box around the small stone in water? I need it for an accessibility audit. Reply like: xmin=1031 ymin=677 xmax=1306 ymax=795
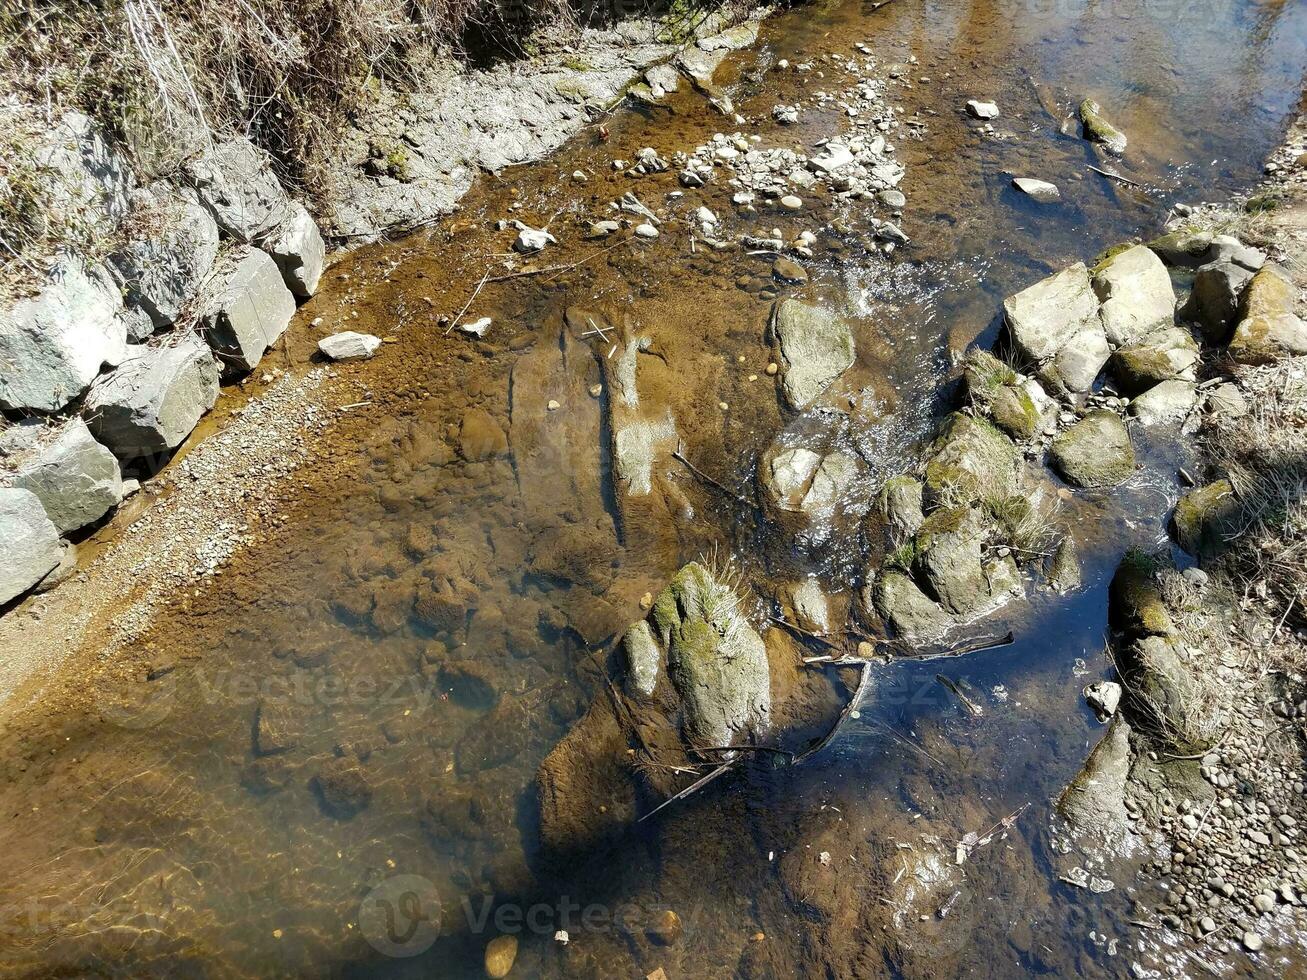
xmin=634 ymin=223 xmax=659 ymax=239
xmin=547 ymin=400 xmax=561 ymax=411
xmin=485 ymin=934 xmax=518 ymax=977
xmin=766 ymin=362 xmax=779 ymax=376
xmin=1012 ymin=177 xmax=1061 ymax=203
xmin=772 ymin=258 xmax=808 ymax=284
xmin=780 ymin=195 xmax=803 ymax=210
xmin=1242 ymin=931 xmax=1264 ymax=952
xmin=461 ymin=317 xmax=492 ymax=337
xmin=966 ymin=99 xmax=1000 ymax=119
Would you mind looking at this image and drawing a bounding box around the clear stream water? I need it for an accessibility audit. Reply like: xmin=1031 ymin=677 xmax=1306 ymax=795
xmin=1 ymin=0 xmax=1305 ymax=977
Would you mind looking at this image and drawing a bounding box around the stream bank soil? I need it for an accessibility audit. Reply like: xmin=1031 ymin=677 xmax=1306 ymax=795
xmin=1 ymin=0 xmax=1306 ymax=977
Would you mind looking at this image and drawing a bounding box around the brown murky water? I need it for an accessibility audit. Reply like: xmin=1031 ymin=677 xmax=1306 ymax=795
xmin=1 ymin=0 xmax=1305 ymax=977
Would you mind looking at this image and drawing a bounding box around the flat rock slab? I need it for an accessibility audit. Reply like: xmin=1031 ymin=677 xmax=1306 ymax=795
xmin=201 ymin=247 xmax=297 ymax=374
xmin=12 ymin=418 xmax=122 ymax=533
xmin=86 ymin=334 xmax=220 ymax=460
xmin=1128 ymin=379 xmax=1197 ymax=426
xmin=0 ymin=257 xmax=126 ymax=412
xmin=318 ymin=331 xmax=381 ymax=361
xmin=771 ymin=299 xmax=856 ymax=409
xmin=0 ymin=487 xmax=63 ymax=606
xmin=1050 ymin=410 xmax=1135 ymax=489
xmin=1013 ymin=177 xmax=1060 ymax=203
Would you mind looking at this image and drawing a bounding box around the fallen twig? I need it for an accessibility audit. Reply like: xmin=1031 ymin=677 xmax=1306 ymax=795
xmin=1088 ymin=164 xmax=1141 ymax=188
xmin=444 ymin=268 xmax=491 ymax=335
xmin=671 ymin=446 xmax=751 ymax=505
xmin=793 ymin=661 xmax=875 ymax=764
xmin=638 ymin=759 xmax=737 ymax=823
xmin=770 ymin=615 xmax=840 ymax=649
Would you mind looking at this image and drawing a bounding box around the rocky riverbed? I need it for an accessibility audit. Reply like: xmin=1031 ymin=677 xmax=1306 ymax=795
xmin=1 ymin=0 xmax=1306 ymax=978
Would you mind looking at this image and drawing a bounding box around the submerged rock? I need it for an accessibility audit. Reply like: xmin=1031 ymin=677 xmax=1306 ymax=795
xmin=1055 ymin=716 xmax=1136 ymax=859
xmin=1047 ymin=538 xmax=1082 ymax=592
xmin=1078 ymin=99 xmax=1127 ymax=154
xmin=0 ymin=487 xmax=63 ymax=606
xmin=311 ymin=758 xmax=373 ymax=819
xmin=11 ymin=419 xmax=123 ymax=533
xmin=1229 ymin=264 xmax=1307 ymax=364
xmin=770 ymin=299 xmax=855 ymax=409
xmin=1092 ymin=244 xmax=1175 ymax=346
xmin=1050 ymin=410 xmax=1134 ymax=489
xmin=0 ymin=257 xmax=126 ymax=412
xmin=1012 ymin=177 xmax=1060 ymax=203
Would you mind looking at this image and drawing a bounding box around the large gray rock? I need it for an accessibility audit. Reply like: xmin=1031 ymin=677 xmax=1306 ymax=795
xmin=914 ymin=506 xmax=989 ymax=616
xmin=1092 ymin=245 xmax=1175 ymax=346
xmin=186 ymin=138 xmax=293 ymax=242
xmin=1181 ymin=260 xmax=1255 ymax=344
xmin=12 ymin=419 xmax=122 ymax=533
xmin=1055 ymin=716 xmax=1136 ymax=859
xmin=109 ymin=188 xmax=220 ymax=327
xmin=0 ymin=488 xmax=63 ymax=606
xmin=85 ymin=334 xmax=220 ymax=459
xmin=1003 ymin=263 xmax=1109 ymax=394
xmin=259 ymin=202 xmax=325 ymax=299
xmin=1050 ymin=410 xmax=1135 ymax=489
xmin=1111 ymin=325 xmax=1200 ymax=395
xmin=31 ymin=111 xmax=134 ymax=230
xmin=653 ymin=562 xmax=770 ymax=749
xmin=0 ymin=258 xmax=126 ymax=411
xmin=201 ymin=247 xmax=297 ymax=373
xmin=770 ymin=299 xmax=856 ymax=409
xmin=923 ymin=412 xmax=1020 ymax=505
xmin=872 ymin=569 xmax=952 ymax=640
xmin=1128 ymin=379 xmax=1196 ymax=426
xmin=1229 ymin=265 xmax=1307 ymax=365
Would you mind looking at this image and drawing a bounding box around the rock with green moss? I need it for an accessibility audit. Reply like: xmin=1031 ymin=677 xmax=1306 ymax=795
xmin=923 ymin=413 xmax=1021 ymax=505
xmin=880 ymin=474 xmax=925 ymax=536
xmin=1092 ymin=244 xmax=1175 ymax=346
xmin=1229 ymin=264 xmax=1307 ymax=364
xmin=962 ymin=349 xmax=1018 ymax=400
xmin=872 ymin=569 xmax=953 ymax=640
xmin=913 ymin=506 xmax=988 ymax=615
xmin=1109 ymin=555 xmax=1175 ymax=638
xmin=652 ymin=562 xmax=770 ymax=749
xmin=1050 ymin=410 xmax=1135 ymax=489
xmin=1047 ymin=538 xmax=1082 ymax=592
xmin=1110 ymin=325 xmax=1200 ymax=395
xmin=963 ymin=351 xmax=1049 ymax=440
xmin=1172 ymin=479 xmax=1238 ymax=557
xmin=1055 ymin=716 xmax=1136 ymax=858
xmin=1148 ymin=228 xmax=1214 ymax=268
xmin=1078 ymin=99 xmax=1127 ymax=154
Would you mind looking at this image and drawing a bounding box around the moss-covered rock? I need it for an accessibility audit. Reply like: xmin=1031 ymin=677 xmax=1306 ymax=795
xmin=1055 ymin=716 xmax=1136 ymax=858
xmin=880 ymin=474 xmax=925 ymax=536
xmin=1050 ymin=410 xmax=1135 ymax=489
xmin=1118 ymin=634 xmax=1220 ymax=754
xmin=1172 ymin=479 xmax=1238 ymax=557
xmin=1078 ymin=99 xmax=1127 ymax=154
xmin=872 ymin=569 xmax=953 ymax=640
xmin=1047 ymin=537 xmax=1082 ymax=592
xmin=923 ymin=412 xmax=1020 ymax=505
xmin=962 ymin=350 xmax=1047 ymax=439
xmin=1110 ymin=325 xmax=1200 ymax=395
xmin=913 ymin=505 xmax=989 ymax=615
xmin=1229 ymin=264 xmax=1307 ymax=364
xmin=1109 ymin=554 xmax=1175 ymax=638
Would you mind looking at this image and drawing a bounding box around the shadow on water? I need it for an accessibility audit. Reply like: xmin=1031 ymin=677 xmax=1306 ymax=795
xmin=0 ymin=0 xmax=1305 ymax=976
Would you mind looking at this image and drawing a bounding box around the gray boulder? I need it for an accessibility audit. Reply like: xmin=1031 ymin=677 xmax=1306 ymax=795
xmin=872 ymin=569 xmax=952 ymax=640
xmin=12 ymin=419 xmax=123 ymax=533
xmin=880 ymin=475 xmax=925 ymax=536
xmin=201 ymin=247 xmax=296 ymax=374
xmin=0 ymin=488 xmax=63 ymax=606
xmin=31 ymin=111 xmax=133 ymax=230
xmin=118 ymin=305 xmax=158 ymax=344
xmin=1128 ymin=379 xmax=1196 ymax=426
xmin=0 ymin=257 xmax=126 ymax=411
xmin=186 ymin=138 xmax=293 ymax=242
xmin=1229 ymin=265 xmax=1307 ymax=364
xmin=1055 ymin=716 xmax=1136 ymax=858
xmin=923 ymin=412 xmax=1020 ymax=505
xmin=914 ymin=506 xmax=988 ymax=615
xmin=1092 ymin=244 xmax=1175 ymax=346
xmin=770 ymin=299 xmax=855 ymax=409
xmin=1111 ymin=325 xmax=1200 ymax=394
xmin=1207 ymin=234 xmax=1265 ymax=272
xmin=1181 ymin=260 xmax=1255 ymax=344
xmin=85 ymin=334 xmax=220 ymax=459
xmin=318 ymin=331 xmax=380 ymax=361
xmin=1050 ymin=410 xmax=1135 ymax=489
xmin=109 ymin=188 xmax=220 ymax=327
xmin=259 ymin=202 xmax=326 ymax=299
xmin=653 ymin=562 xmax=770 ymax=749
xmin=1003 ymin=263 xmax=1109 ymax=395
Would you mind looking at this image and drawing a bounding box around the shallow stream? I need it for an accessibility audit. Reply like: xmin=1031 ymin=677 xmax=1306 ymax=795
xmin=2 ymin=0 xmax=1306 ymax=977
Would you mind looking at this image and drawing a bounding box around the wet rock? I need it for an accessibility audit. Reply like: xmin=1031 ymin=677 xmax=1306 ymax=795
xmin=783 ymin=578 xmax=832 ymax=634
xmin=772 ymin=258 xmax=808 ymax=284
xmin=1079 ymin=99 xmax=1127 ymax=154
xmin=923 ymin=412 xmax=1020 ymax=505
xmin=622 ymin=620 xmax=661 ymax=698
xmin=1229 ymin=264 xmax=1307 ymax=364
xmin=109 ymin=188 xmax=220 ymax=328
xmin=1055 ymin=717 xmax=1135 ymax=858
xmin=0 ymin=488 xmax=63 ymax=606
xmin=1181 ymin=260 xmax=1255 ymax=344
xmin=1092 ymin=244 xmax=1176 ymax=346
xmin=1050 ymin=410 xmax=1134 ymax=489
xmin=1084 ymin=681 xmax=1122 ymax=721
xmin=697 ymin=22 xmax=760 ymax=52
xmin=676 ymin=46 xmax=729 ymax=87
xmin=317 ymin=331 xmax=381 ymax=361
xmin=484 ymin=935 xmax=518 ymax=978
xmin=763 ymin=446 xmax=857 ymax=517
xmin=254 ymin=699 xmax=299 ymax=755
xmin=458 ymin=408 xmax=509 ymax=461
xmin=880 ymin=474 xmax=925 ymax=536
xmin=1111 ymin=325 xmax=1199 ymax=394
xmin=1172 ymin=479 xmax=1238 ymax=557
xmin=966 ymin=100 xmax=1000 ymax=119
xmin=647 ymin=909 xmax=683 ymax=946
xmin=654 ymin=562 xmax=770 ymax=748
xmin=187 ymin=138 xmax=293 ymax=242
xmin=1128 ymin=379 xmax=1196 ymax=426
xmin=11 ymin=418 xmax=123 ymax=533
xmin=962 ymin=350 xmax=1049 ymax=440
xmin=1012 ymin=177 xmax=1060 ymax=203
xmin=1047 ymin=538 xmax=1082 ymax=592
xmin=0 ymin=256 xmax=126 ymax=412
xmin=514 ymin=225 xmax=556 ymax=252
xmin=1148 ymin=228 xmax=1214 ymax=267
xmin=311 ymin=758 xmax=372 ymax=818
xmin=438 ymin=660 xmax=499 ymax=710
xmin=85 ymin=333 xmax=220 ymax=460
xmin=770 ymin=299 xmax=855 ymax=409
xmin=1003 ymin=263 xmax=1108 ymax=395
xmin=201 ymin=246 xmax=297 ymax=374
xmin=878 ymin=189 xmax=906 ymax=209
xmin=873 ymin=569 xmax=952 ymax=640
xmin=913 ymin=506 xmax=988 ymax=615
xmin=258 ymin=201 xmax=326 ymax=299
xmin=1109 ymin=555 xmax=1175 ymax=638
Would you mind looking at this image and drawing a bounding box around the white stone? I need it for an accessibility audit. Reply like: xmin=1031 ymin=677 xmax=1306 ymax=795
xmin=634 ymin=223 xmax=659 ymax=239
xmin=966 ymin=100 xmax=1000 ymax=119
xmin=317 ymin=331 xmax=381 ymax=361
xmin=1013 ymin=177 xmax=1061 ymax=203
